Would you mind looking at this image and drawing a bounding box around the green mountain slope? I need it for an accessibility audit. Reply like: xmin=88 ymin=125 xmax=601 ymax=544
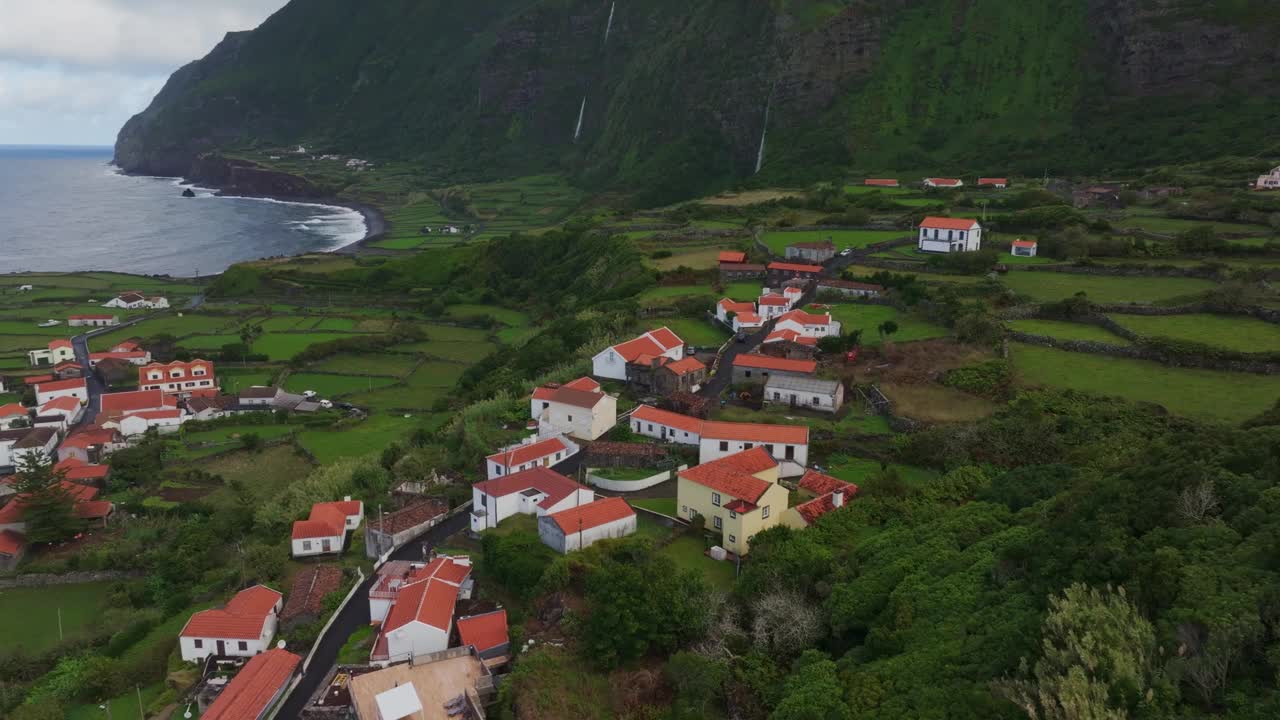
xmin=115 ymin=0 xmax=1280 ymax=202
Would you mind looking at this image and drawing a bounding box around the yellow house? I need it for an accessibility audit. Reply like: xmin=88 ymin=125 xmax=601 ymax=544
xmin=676 ymin=447 xmax=789 ymax=556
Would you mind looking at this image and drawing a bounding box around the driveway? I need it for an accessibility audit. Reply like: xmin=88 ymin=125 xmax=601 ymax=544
xmin=274 ymin=511 xmax=469 ymax=720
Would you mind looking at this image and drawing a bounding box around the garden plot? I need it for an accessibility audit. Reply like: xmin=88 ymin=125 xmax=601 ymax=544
xmin=1001 ymin=271 xmax=1216 ymax=304
xmin=311 ymin=352 xmax=420 ymax=377
xmin=1110 ymin=313 xmax=1280 ymax=353
xmin=1008 ymin=319 xmax=1131 ymax=344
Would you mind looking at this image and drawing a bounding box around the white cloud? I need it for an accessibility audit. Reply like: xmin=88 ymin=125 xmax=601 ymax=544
xmin=0 ymin=0 xmax=287 ymax=144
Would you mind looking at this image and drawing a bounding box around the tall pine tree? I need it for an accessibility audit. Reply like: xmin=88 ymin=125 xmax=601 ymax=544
xmin=13 ymin=452 xmax=78 ymax=544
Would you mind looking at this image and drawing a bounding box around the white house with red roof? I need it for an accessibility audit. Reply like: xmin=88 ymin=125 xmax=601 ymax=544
xmin=456 ymin=609 xmax=511 ymax=662
xmin=774 ymin=309 xmax=841 ymax=338
xmin=783 ymin=469 xmax=858 ymax=529
xmin=715 ymin=299 xmax=755 ymax=326
xmin=58 ymin=426 xmax=120 ymax=463
xmin=179 ymin=585 xmax=283 ymax=662
xmin=89 ymin=341 xmax=152 ymax=367
xmin=371 ymin=555 xmax=473 ymax=664
xmin=54 ymin=457 xmax=110 ymax=485
xmin=97 ymin=389 xmax=185 ymax=435
xmin=0 ymin=404 xmax=28 ymax=431
xmin=484 ymin=435 xmax=579 ymax=480
xmin=529 ymin=377 xmax=617 ymax=441
xmin=676 ymin=447 xmax=789 ymax=556
xmin=918 ymin=216 xmax=982 ymax=253
xmin=591 ymin=327 xmax=685 ymax=381
xmin=978 ymin=177 xmax=1009 ymax=189
xmin=762 ymin=329 xmax=818 ymax=348
xmin=1011 ymin=239 xmax=1038 ymax=257
xmin=538 ymin=496 xmax=636 ymax=554
xmin=67 ymin=314 xmax=119 ymax=328
xmin=923 ymin=177 xmax=963 ymax=189
xmin=0 ymin=476 xmax=107 ymax=538
xmin=865 ymin=178 xmax=899 ymax=187
xmin=27 ymin=339 xmax=75 ymax=367
xmin=34 ymin=377 xmax=87 ymax=406
xmin=291 ymin=498 xmax=364 ymax=557
xmin=699 ymin=420 xmax=809 ymax=477
xmin=34 ymin=395 xmax=83 ymax=430
xmin=731 ymin=353 xmax=818 ymax=384
xmin=104 ymin=292 xmax=169 ymax=310
xmin=139 ymin=359 xmax=217 ymax=398
xmin=757 ymin=293 xmax=791 ymax=320
xmin=470 ymin=466 xmax=593 ymax=532
xmin=200 ymin=648 xmax=301 ymax=720
xmin=630 ymin=405 xmax=703 ymax=445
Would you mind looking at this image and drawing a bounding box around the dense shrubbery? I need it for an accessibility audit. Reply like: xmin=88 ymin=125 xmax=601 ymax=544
xmin=941 ymin=360 xmax=1013 ymax=399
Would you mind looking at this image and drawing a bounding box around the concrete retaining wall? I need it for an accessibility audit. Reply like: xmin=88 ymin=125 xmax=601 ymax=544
xmin=586 ymin=465 xmax=686 ymax=492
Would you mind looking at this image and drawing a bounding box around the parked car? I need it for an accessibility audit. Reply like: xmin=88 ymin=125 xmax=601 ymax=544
xmin=839 ymin=248 xmax=853 ymax=256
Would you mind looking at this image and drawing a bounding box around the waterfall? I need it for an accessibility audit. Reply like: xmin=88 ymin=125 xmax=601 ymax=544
xmin=754 ymin=92 xmax=772 ymax=175
xmin=574 ymin=96 xmax=587 ymax=141
xmin=603 ymin=2 xmax=616 ymax=46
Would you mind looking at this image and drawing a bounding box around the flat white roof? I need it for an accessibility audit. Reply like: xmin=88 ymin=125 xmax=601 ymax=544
xmin=375 ymin=683 xmax=423 ymax=720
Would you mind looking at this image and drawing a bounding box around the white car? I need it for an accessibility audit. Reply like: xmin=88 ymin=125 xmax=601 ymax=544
xmin=839 ymin=248 xmax=853 ymax=256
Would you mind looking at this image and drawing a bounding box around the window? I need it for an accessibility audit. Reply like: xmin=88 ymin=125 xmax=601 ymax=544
xmin=728 ymin=534 xmax=736 ymax=543
xmin=567 ymin=415 xmax=573 ymax=422
xmin=648 ymin=424 xmax=654 ymax=431
xmin=542 ymin=402 xmax=549 ymax=409
xmin=729 ymin=510 xmax=737 ymax=519
xmin=762 ymin=506 xmax=771 ymax=519
xmin=480 ymin=494 xmax=487 ymax=507
xmin=719 ymin=441 xmax=728 ymax=452
xmin=238 ymin=641 xmax=248 ymax=651
xmin=712 ymin=492 xmax=721 ymax=507
xmin=765 ymin=444 xmax=775 ymax=455
xmin=494 ymin=466 xmax=503 ymax=475
xmin=681 ymin=505 xmax=687 ymax=513
xmin=773 ymin=392 xmax=781 ymax=400
xmin=744 ymin=442 xmax=753 ymax=450
xmin=302 ymin=541 xmax=312 ymax=551
xmin=713 ymin=516 xmax=723 ymax=530
xmin=785 ymin=445 xmax=795 ymax=460
xmin=745 ymin=370 xmax=752 ymax=378
xmin=194 ymin=639 xmax=203 ymax=648
xmin=812 ymin=396 xmax=820 ymax=405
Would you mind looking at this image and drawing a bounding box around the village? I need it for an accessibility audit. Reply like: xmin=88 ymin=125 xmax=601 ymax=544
xmin=2 ymin=164 xmax=1280 ymax=719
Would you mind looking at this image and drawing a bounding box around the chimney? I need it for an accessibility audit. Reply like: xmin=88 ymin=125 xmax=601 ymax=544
xmin=832 ymin=490 xmax=844 ymax=508
xmin=343 ymin=495 xmax=351 ymax=502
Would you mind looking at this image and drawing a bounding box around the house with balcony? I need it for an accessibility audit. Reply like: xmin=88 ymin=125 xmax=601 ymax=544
xmin=138 ymin=359 xmax=217 ymax=398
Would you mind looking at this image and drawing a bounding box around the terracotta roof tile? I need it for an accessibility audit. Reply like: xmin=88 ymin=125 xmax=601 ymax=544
xmin=664 ymin=357 xmax=706 ymax=376
xmin=0 ymin=530 xmax=25 ymax=556
xmin=919 ymin=216 xmax=980 ymax=231
xmin=473 ymin=467 xmax=585 ymax=510
xmin=767 ymin=262 xmax=823 ymax=273
xmin=679 ymin=448 xmax=777 ymax=503
xmin=547 ymin=497 xmax=634 ymax=534
xmin=181 ymin=585 xmax=281 ymax=640
xmin=700 ymin=420 xmax=809 ymax=444
xmin=732 ymin=354 xmax=817 ymax=374
xmin=718 ymin=251 xmax=747 ymax=263
xmin=486 ymin=437 xmax=569 ymax=469
xmin=201 ymin=649 xmax=300 ymax=720
xmin=457 ymin=609 xmax=509 ymax=653
xmin=280 ymin=565 xmax=343 ymax=623
xmin=632 ymin=402 xmax=708 ymax=437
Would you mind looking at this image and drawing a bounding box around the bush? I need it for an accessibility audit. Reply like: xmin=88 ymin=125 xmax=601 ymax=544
xmin=941 ymin=361 xmax=1013 ymax=399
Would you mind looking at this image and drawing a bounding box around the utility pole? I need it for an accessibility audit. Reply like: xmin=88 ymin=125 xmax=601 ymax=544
xmin=136 ymin=686 xmax=144 ymax=720
xmin=57 ymin=607 xmax=63 ymax=641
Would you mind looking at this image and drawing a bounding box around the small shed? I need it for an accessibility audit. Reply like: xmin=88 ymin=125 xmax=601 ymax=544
xmin=763 ymin=375 xmax=845 ymax=414
xmin=1011 ymin=239 xmax=1038 ymax=257
xmin=538 ymin=497 xmax=636 ymax=554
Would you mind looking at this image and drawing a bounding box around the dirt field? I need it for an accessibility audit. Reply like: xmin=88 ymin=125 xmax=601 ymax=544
xmin=699 ymin=189 xmax=801 ymax=206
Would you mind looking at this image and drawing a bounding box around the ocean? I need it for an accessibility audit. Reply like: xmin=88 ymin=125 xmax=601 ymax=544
xmin=0 ymin=145 xmax=367 ymax=277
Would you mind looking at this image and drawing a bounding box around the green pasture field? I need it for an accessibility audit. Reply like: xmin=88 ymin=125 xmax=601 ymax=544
xmin=815 ymin=303 xmax=948 ymax=344
xmin=298 ymin=415 xmax=420 ymax=464
xmin=496 ymin=327 xmax=539 ymax=345
xmin=284 ymin=373 xmax=398 ymax=397
xmin=200 ymin=445 xmax=315 ymax=507
xmin=0 ymin=582 xmax=117 ymax=652
xmin=252 ymin=332 xmax=367 ymax=361
xmin=1011 ymin=343 xmax=1280 ymax=423
xmin=1000 ymin=271 xmax=1216 ymax=304
xmin=761 ymin=229 xmax=907 ymax=255
xmin=311 ymin=352 xmax=419 ymax=377
xmin=418 ymin=324 xmax=492 ymax=343
xmin=412 ymin=341 xmax=495 ymax=363
xmin=1110 ymin=313 xmax=1280 ymax=353
xmin=1008 ymin=319 xmax=1131 ymax=344
xmin=647 ymin=317 xmax=730 ymax=347
xmin=444 ymin=304 xmax=530 ymax=327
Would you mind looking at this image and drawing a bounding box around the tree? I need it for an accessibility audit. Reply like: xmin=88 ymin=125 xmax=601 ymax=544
xmin=667 ymin=651 xmax=728 ymax=719
xmin=994 ymin=583 xmax=1164 ymax=720
xmin=240 ymin=432 xmax=262 ymax=452
xmin=877 ymin=320 xmax=898 ymax=343
xmin=752 ymin=590 xmax=823 ymax=657
xmin=12 ymin=453 xmax=77 ymax=544
xmin=771 ymin=651 xmax=852 ymax=720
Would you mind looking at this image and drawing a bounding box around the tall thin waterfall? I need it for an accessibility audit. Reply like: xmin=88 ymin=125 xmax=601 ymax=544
xmin=603 ymin=2 xmax=616 ymax=46
xmin=754 ymin=92 xmax=773 ymax=175
xmin=574 ymin=96 xmax=587 ymax=141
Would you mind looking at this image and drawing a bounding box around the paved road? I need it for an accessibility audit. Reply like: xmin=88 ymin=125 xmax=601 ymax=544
xmin=275 ymin=511 xmax=469 ymax=720
xmin=69 ymin=333 xmax=105 ymax=426
xmin=699 ymin=328 xmax=766 ymax=399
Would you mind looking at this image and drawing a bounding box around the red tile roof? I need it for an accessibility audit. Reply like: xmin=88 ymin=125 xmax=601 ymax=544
xmin=75 ymin=500 xmax=114 ymax=520
xmin=0 ymin=530 xmax=25 ymax=556
xmin=608 ymin=328 xmax=685 ymax=364
xmin=794 ymin=470 xmax=858 ymax=525
xmin=700 ymin=420 xmax=809 ymax=444
xmin=61 ymin=427 xmax=117 ymax=450
xmin=532 ymin=377 xmax=602 ymax=402
xmin=631 ymin=405 xmax=704 ymax=434
xmin=531 ymin=384 xmax=606 ymax=409
xmin=457 ymin=609 xmax=509 ymax=653
xmin=777 ymin=309 xmax=832 ymax=326
xmin=735 ymin=311 xmax=763 ymax=325
xmin=99 ymin=389 xmax=171 ymax=414
xmin=23 ymin=375 xmax=53 ymax=385
xmin=679 ymin=448 xmax=777 ymax=503
xmin=758 ymin=294 xmax=789 ymax=306
xmin=767 ymin=262 xmax=823 ymax=273
xmin=717 ymin=299 xmax=755 ymax=315
xmin=547 ymin=497 xmax=634 ymax=534
xmin=181 ymin=585 xmax=281 ymax=640
xmin=69 ymin=314 xmax=116 ymax=320
xmin=798 ymin=469 xmax=853 ymax=496
xmin=49 ymin=339 xmax=72 ymax=350
xmin=291 ymin=504 xmax=347 ymax=540
xmin=732 ymin=354 xmax=817 ymax=375
xmin=55 ymin=458 xmax=110 ymax=482
xmin=486 ymin=437 xmax=570 ymax=470
xmin=314 ymin=499 xmax=362 ymax=518
xmin=724 ymin=498 xmax=757 ymax=513
xmin=664 ymin=356 xmax=706 ymax=376
xmin=201 ymin=648 xmax=301 ymax=720
xmin=35 ymin=378 xmax=86 ymax=394
xmin=763 ymin=329 xmax=818 ymax=346
xmin=718 ymin=251 xmax=747 ymax=263
xmin=473 ymin=467 xmax=585 ymax=510
xmin=1011 ymin=239 xmax=1038 ymax=248
xmin=89 ymin=351 xmax=148 ymax=362
xmin=0 ymin=404 xmax=26 ymax=418
xmin=40 ymin=396 xmax=81 ymax=414
xmin=978 ymin=178 xmax=1008 ymax=185
xmin=111 ymin=341 xmax=140 ymax=352
xmin=648 ymin=327 xmax=683 ymax=350
xmin=384 ymin=576 xmax=461 ymax=633
xmin=865 ymin=178 xmax=899 ymax=187
xmin=919 ymin=216 xmax=980 ymax=231
xmin=926 ymin=178 xmax=962 ymax=187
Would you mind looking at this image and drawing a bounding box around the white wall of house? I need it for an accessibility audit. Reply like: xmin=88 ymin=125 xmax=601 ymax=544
xmin=764 ymin=385 xmax=844 ymax=414
xmin=28 ymin=347 xmax=75 ymax=367
xmin=384 ymin=621 xmax=449 ymax=662
xmin=369 ymin=597 xmax=393 ymax=623
xmin=774 ymin=318 xmax=841 ymax=338
xmin=291 ymin=534 xmax=345 ymax=557
xmin=69 ymin=317 xmax=118 ymax=327
xmin=538 ymin=515 xmax=637 ymax=554
xmin=698 ymin=438 xmax=808 ymax=477
xmin=485 ymin=441 xmax=576 ymax=480
xmin=179 ymin=616 xmax=277 ymax=663
xmin=918 ymin=226 xmax=982 ymax=253
xmin=0 ymin=415 xmax=29 ymax=431
xmin=0 ymin=439 xmax=16 ymax=468
xmin=470 ymin=485 xmax=595 ymax=532
xmin=35 ymin=385 xmax=85 ymax=406
xmin=535 ymin=397 xmax=617 ymax=441
xmin=631 ymin=417 xmax=700 ymax=445
xmin=591 ymin=347 xmax=629 ymax=380
xmin=116 ymin=414 xmax=185 ymax=437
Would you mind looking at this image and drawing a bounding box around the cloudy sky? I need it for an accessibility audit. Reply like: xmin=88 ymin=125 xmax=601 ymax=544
xmin=0 ymin=0 xmax=288 ymax=146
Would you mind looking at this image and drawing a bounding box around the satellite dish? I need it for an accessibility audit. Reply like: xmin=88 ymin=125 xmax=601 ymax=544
xmin=277 ymin=639 xmax=287 ymax=649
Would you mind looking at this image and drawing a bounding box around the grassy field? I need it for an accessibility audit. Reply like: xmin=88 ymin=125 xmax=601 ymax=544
xmin=816 ymin=304 xmax=948 ymax=344
xmin=724 ymin=282 xmax=762 ymax=301
xmin=997 ymin=251 xmax=1059 ymax=265
xmin=631 ymin=498 xmax=677 ymax=516
xmin=465 ymin=174 xmax=586 ymax=240
xmin=444 ymin=304 xmax=529 ymax=327
xmin=761 ymin=229 xmax=907 ymax=255
xmin=1114 ymin=214 xmax=1272 ymax=236
xmin=182 ymin=423 xmax=297 ymax=446
xmin=284 ymin=373 xmax=398 ymax=397
xmin=413 ymin=341 xmax=495 ymax=362
xmin=253 ymin=332 xmax=363 ymax=361
xmin=298 ymin=415 xmax=420 ymax=463
xmin=1110 ymin=313 xmax=1280 ymax=353
xmin=827 ymin=457 xmax=939 ymax=489
xmin=648 ymin=317 xmax=729 ymax=347
xmin=638 ymin=285 xmax=716 ymax=306
xmin=377 ymin=195 xmax=455 ymax=250
xmin=842 ymin=264 xmax=983 ymax=285
xmin=1011 ymin=343 xmax=1280 ymax=422
xmin=1008 ymin=319 xmax=1131 ymax=344
xmin=880 ymin=382 xmax=999 ymax=422
xmin=650 ymin=248 xmax=724 ymax=271
xmin=1001 ymin=271 xmax=1216 ymax=304
xmin=219 ymin=368 xmax=276 ymax=392
xmin=201 ymin=445 xmax=315 ymax=507
xmin=311 ymin=352 xmax=419 ymax=377
xmin=68 ymin=682 xmax=166 ymax=720
xmin=417 ymin=324 xmax=492 ymax=343
xmin=0 ymin=581 xmax=116 ymax=652
xmin=660 ymin=535 xmax=737 ymax=592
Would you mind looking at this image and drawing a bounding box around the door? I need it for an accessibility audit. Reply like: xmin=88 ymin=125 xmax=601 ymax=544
xmin=322 ymin=538 xmax=332 ymax=553
xmin=216 ymin=640 xmax=225 ymax=656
